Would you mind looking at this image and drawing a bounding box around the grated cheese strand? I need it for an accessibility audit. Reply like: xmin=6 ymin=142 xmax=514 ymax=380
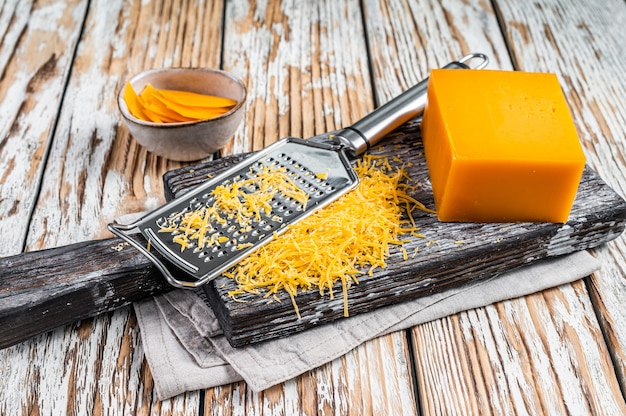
xmin=227 ymin=154 xmax=432 ymax=317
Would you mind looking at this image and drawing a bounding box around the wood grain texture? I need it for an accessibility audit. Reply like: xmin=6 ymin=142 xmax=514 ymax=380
xmin=494 ymin=0 xmax=626 ymax=399
xmin=362 ymin=0 xmax=515 ymax=100
xmin=221 ymin=0 xmax=374 ymax=155
xmin=407 ymin=0 xmax=626 ymax=412
xmin=202 ymin=332 xmax=417 ymax=415
xmin=0 ymin=0 xmax=86 ymax=257
xmin=411 ymin=281 xmax=626 ymax=414
xmin=2 ymin=0 xmax=625 ymax=414
xmin=0 ymin=236 xmax=171 ymax=349
xmin=0 ymin=0 xmax=225 ymax=414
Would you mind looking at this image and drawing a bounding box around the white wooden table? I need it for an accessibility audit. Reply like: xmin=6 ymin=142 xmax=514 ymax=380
xmin=1 ymin=0 xmax=625 ymax=414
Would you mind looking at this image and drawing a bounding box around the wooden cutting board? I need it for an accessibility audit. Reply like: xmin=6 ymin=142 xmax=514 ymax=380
xmin=163 ymin=122 xmax=626 ymax=347
xmin=1 ymin=123 xmax=624 ymax=349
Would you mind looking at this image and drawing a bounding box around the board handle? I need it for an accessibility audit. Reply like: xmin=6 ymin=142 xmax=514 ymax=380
xmin=0 ymin=153 xmax=251 ymax=349
xmin=0 ymin=237 xmax=171 ymax=349
xmin=333 ymin=53 xmax=489 ymax=156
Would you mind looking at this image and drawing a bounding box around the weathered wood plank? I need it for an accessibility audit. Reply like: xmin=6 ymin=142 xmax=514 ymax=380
xmin=0 ymin=236 xmax=171 ymax=349
xmin=202 ymin=332 xmax=417 ymax=415
xmin=38 ymin=0 xmax=227 ymax=413
xmin=0 ymin=2 xmax=91 ymax=414
xmin=406 ymin=0 xmax=626 ymax=412
xmin=0 ymin=0 xmax=86 ymax=257
xmin=493 ymin=0 xmax=626 ymax=398
xmin=0 ymin=0 xmax=224 ymax=414
xmin=363 ymin=0 xmax=514 ymax=100
xmin=221 ymin=0 xmax=374 ymax=156
xmin=411 ymin=281 xmax=626 ymax=414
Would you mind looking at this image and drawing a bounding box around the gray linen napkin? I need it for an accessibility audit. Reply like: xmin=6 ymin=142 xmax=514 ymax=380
xmin=134 ymin=250 xmax=600 ymax=400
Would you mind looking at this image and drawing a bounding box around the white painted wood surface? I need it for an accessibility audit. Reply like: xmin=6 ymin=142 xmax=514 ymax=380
xmin=496 ymin=0 xmax=626 ymax=405
xmin=0 ymin=0 xmax=86 ymax=256
xmin=0 ymin=0 xmax=625 ymax=414
xmin=382 ymin=0 xmax=626 ymax=414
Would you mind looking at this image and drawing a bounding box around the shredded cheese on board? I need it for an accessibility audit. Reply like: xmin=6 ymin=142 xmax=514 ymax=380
xmin=225 ymin=154 xmax=434 ymax=318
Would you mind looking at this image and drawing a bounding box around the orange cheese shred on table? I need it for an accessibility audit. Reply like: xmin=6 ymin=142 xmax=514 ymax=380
xmin=224 ymin=154 xmax=434 ymax=318
xmin=123 ymin=81 xmax=237 ymax=123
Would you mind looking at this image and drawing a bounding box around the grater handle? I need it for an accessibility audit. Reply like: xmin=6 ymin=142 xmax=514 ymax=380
xmin=333 ymin=53 xmax=489 ymax=156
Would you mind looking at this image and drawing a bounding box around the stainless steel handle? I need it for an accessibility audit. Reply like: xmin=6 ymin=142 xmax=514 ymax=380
xmin=333 ymin=53 xmax=489 ymax=156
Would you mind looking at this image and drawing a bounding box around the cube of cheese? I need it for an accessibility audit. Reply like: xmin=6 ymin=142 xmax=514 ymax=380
xmin=421 ymin=69 xmax=585 ymax=223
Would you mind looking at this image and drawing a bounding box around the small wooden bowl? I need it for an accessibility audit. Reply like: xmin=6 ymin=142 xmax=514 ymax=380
xmin=118 ymin=68 xmax=246 ymax=161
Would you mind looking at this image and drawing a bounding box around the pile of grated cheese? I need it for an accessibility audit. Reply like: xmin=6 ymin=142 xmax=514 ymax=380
xmin=224 ymin=153 xmax=434 ymax=318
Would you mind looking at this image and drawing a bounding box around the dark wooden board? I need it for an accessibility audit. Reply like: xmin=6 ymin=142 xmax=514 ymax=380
xmin=0 ymin=235 xmax=172 ymax=348
xmin=1 ymin=124 xmax=624 ymax=350
xmin=163 ymin=123 xmax=626 ymax=347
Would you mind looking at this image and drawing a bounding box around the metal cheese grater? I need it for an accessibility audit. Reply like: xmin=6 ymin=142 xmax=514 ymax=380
xmin=108 ymin=53 xmax=489 ymax=288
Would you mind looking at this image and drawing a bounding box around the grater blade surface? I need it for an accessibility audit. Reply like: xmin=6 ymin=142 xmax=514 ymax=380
xmin=109 ymin=138 xmax=358 ymax=288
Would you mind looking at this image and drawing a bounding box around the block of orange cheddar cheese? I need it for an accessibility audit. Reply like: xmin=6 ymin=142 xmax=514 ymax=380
xmin=421 ymin=69 xmax=586 ymax=223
